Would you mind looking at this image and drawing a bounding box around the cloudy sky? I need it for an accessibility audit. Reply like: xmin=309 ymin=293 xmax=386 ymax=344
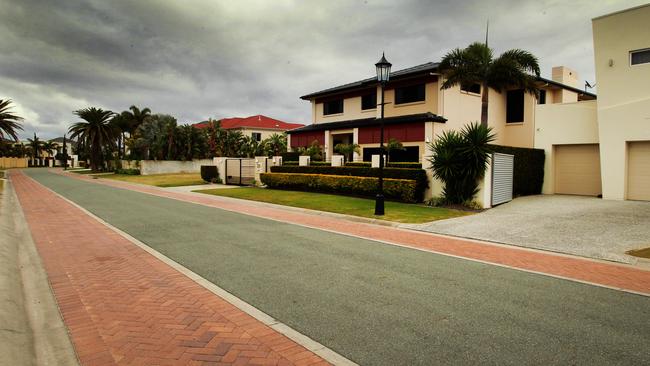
xmin=0 ymin=0 xmax=644 ymax=140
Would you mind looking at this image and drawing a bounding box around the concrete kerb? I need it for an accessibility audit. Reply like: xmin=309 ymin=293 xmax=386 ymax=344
xmin=35 ymin=175 xmax=358 ymax=366
xmin=1 ymin=174 xmax=80 ymax=366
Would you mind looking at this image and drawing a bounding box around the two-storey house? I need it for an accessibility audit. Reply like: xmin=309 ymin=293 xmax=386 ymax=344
xmin=289 ymin=56 xmax=595 ymax=200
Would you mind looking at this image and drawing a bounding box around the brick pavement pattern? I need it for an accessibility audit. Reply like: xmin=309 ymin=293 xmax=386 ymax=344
xmin=11 ymin=170 xmax=329 ymax=366
xmin=60 ymin=169 xmax=650 ymax=296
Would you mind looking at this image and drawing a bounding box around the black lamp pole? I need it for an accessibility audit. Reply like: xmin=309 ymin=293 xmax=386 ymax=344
xmin=374 ymin=53 xmax=391 ymax=216
xmin=62 ymin=134 xmax=67 ymax=170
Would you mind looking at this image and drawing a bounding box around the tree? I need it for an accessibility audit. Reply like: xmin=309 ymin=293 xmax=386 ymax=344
xmin=334 ymin=143 xmax=360 ymax=163
xmin=27 ymin=134 xmax=42 ymax=166
xmin=0 ymin=99 xmax=24 ymax=141
xmin=175 ymin=124 xmax=206 ymax=160
xmin=110 ymin=113 xmax=131 ymax=158
xmin=123 ymin=105 xmax=152 ymax=132
xmin=300 ymin=140 xmax=323 ymax=161
xmin=427 ymin=123 xmax=496 ymax=204
xmin=42 ymin=141 xmax=58 ymax=160
xmin=385 ymin=138 xmax=405 ymax=163
xmin=264 ymin=133 xmax=287 ymax=157
xmin=69 ymin=107 xmax=116 ymax=171
xmin=439 ymin=42 xmax=540 ymax=126
xmin=205 ymin=119 xmax=222 ymax=157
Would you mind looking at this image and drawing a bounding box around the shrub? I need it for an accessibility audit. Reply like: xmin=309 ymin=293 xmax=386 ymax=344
xmin=345 ymin=161 xmax=422 ymax=169
xmin=427 ymin=123 xmax=496 ymax=204
xmin=269 ymin=165 xmax=428 ymax=201
xmin=260 ymin=173 xmax=418 ymax=203
xmin=200 ymin=165 xmax=219 ymax=182
xmin=281 ymin=151 xmax=300 ymax=161
xmin=283 ymin=161 xmax=298 ymax=166
xmin=311 ymin=161 xmax=331 ymax=166
xmin=115 ymin=168 xmax=140 ymax=175
xmin=490 ymin=144 xmax=545 ymax=196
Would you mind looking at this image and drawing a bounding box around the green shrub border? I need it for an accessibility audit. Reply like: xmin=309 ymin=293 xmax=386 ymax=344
xmin=270 ymin=165 xmax=428 ymax=202
xmin=200 ymin=165 xmax=220 ymax=183
xmin=490 ymin=144 xmax=545 ymax=196
xmin=260 ymin=173 xmax=418 ymax=203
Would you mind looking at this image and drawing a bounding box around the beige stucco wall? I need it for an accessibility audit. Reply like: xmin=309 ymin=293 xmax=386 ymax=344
xmin=312 ymin=81 xmax=439 ymax=124
xmin=313 ymin=94 xmax=379 ymax=123
xmin=533 ymin=100 xmax=599 ymax=194
xmin=593 ymin=4 xmax=650 ymax=200
xmin=487 ymin=89 xmax=536 ymax=148
xmin=382 ymin=82 xmax=439 ymax=118
xmin=238 ymin=128 xmax=285 ymax=141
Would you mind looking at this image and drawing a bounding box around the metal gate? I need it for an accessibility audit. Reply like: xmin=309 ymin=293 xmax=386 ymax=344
xmin=225 ymin=158 xmax=256 ymax=185
xmin=491 ymin=153 xmax=514 ymax=206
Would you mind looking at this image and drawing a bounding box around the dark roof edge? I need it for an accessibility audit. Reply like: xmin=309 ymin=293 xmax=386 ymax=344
xmin=287 ymin=112 xmax=446 ymax=134
xmin=300 ymin=62 xmax=439 ymax=100
xmin=537 ymin=76 xmax=597 ymax=98
xmin=300 ymin=62 xmax=597 ymax=101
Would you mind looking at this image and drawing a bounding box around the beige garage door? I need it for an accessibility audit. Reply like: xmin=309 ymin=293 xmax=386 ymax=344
xmin=555 ymin=144 xmax=602 ymax=196
xmin=628 ymin=141 xmax=650 ymax=201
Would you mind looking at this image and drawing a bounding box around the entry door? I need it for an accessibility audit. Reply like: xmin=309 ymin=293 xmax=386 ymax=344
xmin=554 ymin=144 xmax=602 ymax=196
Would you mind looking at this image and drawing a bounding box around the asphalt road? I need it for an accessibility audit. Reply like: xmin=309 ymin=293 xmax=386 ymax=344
xmin=25 ymin=170 xmax=650 ymax=366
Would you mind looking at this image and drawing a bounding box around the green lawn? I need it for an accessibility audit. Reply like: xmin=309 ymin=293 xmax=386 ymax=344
xmin=100 ymin=172 xmax=206 ymax=187
xmin=627 ymin=247 xmax=650 ymax=259
xmin=195 ymin=187 xmax=470 ymax=223
xmin=70 ymin=169 xmax=98 ymax=175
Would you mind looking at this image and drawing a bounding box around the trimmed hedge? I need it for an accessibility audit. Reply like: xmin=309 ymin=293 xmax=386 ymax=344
xmin=282 ymin=161 xmax=298 ymax=166
xmin=270 ymin=165 xmax=428 ymax=202
xmin=345 ymin=161 xmax=423 ymax=169
xmin=490 ymin=144 xmax=545 ymax=196
xmin=280 ymin=151 xmax=301 ymax=162
xmin=200 ymin=165 xmax=220 ymax=183
xmin=260 ymin=173 xmax=418 ymax=203
xmin=115 ymin=168 xmax=140 ymax=175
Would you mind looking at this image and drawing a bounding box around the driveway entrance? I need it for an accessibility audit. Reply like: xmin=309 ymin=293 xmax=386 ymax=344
xmin=404 ymin=195 xmax=650 ymax=264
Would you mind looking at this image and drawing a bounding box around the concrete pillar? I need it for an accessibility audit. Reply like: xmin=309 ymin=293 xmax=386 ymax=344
xmin=352 ymin=128 xmax=361 ymax=161
xmin=324 ymin=130 xmax=331 ymax=161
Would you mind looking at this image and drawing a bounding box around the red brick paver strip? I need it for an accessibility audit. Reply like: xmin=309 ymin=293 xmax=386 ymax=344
xmin=60 ymin=169 xmax=650 ymax=296
xmin=12 ymin=170 xmax=330 ymax=366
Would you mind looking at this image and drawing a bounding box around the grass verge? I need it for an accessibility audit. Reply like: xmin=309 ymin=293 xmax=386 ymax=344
xmin=627 ymin=247 xmax=650 ymax=259
xmin=100 ymin=173 xmax=206 ymax=187
xmin=194 ymin=187 xmax=470 ymax=223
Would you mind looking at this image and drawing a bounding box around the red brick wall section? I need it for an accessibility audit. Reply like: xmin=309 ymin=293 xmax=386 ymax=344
xmin=358 ymin=122 xmax=424 ymax=144
xmin=290 ymin=131 xmax=325 ymax=148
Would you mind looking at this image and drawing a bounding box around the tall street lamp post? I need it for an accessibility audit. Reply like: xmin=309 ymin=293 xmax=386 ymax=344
xmin=374 ymin=53 xmax=391 ymax=216
xmin=62 ymin=134 xmax=67 ymax=170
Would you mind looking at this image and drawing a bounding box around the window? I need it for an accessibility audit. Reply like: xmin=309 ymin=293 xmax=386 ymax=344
xmin=631 ymin=48 xmax=650 ymax=65
xmin=361 ymin=93 xmax=377 ymax=110
xmin=461 ymin=83 xmax=481 ymax=94
xmin=394 ymin=83 xmax=425 ymax=104
xmin=538 ymin=89 xmax=546 ymax=105
xmin=506 ymin=89 xmax=524 ymax=123
xmin=252 ymin=132 xmax=262 ymax=142
xmin=323 ymin=99 xmax=343 ymax=115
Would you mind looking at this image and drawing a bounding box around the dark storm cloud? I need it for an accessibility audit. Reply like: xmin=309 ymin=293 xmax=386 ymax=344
xmin=0 ymin=0 xmax=644 ymax=139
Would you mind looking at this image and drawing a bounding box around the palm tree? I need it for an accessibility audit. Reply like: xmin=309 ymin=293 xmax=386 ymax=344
xmin=124 ymin=105 xmax=151 ymax=132
xmin=27 ymin=133 xmax=42 ymax=166
xmin=439 ymin=42 xmax=540 ymax=126
xmin=110 ymin=113 xmax=131 ymax=158
xmin=334 ymin=143 xmax=360 ymax=163
xmin=69 ymin=107 xmax=116 ymax=171
xmin=385 ymin=138 xmax=405 ymax=163
xmin=428 ymin=122 xmax=496 ymax=204
xmin=0 ymin=99 xmax=24 ymax=141
xmin=264 ymin=133 xmax=287 ymax=157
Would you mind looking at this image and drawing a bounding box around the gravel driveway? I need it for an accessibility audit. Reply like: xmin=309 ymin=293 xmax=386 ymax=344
xmin=402 ymin=195 xmax=650 ymax=264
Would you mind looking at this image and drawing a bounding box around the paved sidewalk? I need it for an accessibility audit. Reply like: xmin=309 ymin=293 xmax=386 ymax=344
xmin=65 ymin=170 xmax=650 ymax=296
xmin=12 ymin=171 xmax=329 ymax=366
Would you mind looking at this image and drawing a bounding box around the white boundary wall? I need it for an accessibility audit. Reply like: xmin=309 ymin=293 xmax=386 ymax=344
xmin=123 ymin=159 xmax=214 ymax=175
